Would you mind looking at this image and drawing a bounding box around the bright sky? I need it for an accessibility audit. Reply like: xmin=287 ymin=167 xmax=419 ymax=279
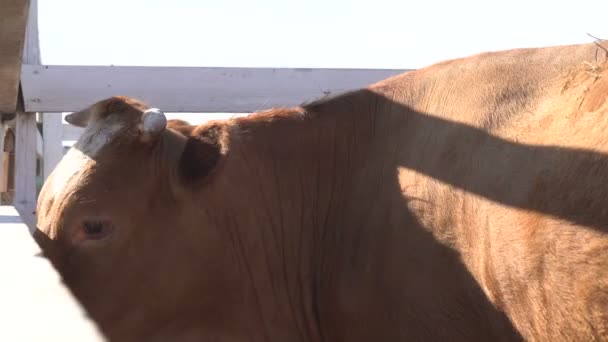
xmin=39 ymin=0 xmax=608 ymax=69
xmin=37 ymin=0 xmax=608 ymax=130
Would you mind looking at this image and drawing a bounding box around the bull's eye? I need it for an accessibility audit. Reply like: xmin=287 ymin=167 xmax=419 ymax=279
xmin=82 ymin=220 xmax=110 ymax=239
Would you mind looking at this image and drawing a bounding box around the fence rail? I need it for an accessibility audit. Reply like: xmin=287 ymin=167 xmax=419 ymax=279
xmin=21 ymin=64 xmax=410 ymax=113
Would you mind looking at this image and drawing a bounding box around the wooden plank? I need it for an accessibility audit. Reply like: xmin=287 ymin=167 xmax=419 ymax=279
xmin=14 ymin=111 xmax=37 ymax=230
xmin=42 ymin=112 xmax=63 ymax=179
xmin=0 ymin=0 xmax=30 ymax=113
xmin=21 ymin=65 xmax=410 ymax=113
xmin=0 ymin=206 xmax=106 ymax=341
xmin=13 ymin=0 xmax=38 ymax=231
xmin=21 ymin=0 xmax=39 ymax=65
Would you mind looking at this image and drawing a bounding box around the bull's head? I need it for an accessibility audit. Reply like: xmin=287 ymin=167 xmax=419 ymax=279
xmin=35 ymin=96 xmax=243 ymax=340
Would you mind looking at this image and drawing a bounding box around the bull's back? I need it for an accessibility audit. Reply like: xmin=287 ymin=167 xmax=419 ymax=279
xmin=384 ymin=43 xmax=608 ymax=340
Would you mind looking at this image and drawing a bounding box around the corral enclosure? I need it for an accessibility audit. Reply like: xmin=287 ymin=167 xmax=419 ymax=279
xmin=1 ymin=0 xmax=607 ymax=340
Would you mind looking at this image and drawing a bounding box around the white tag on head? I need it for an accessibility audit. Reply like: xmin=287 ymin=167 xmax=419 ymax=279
xmin=141 ymin=108 xmax=167 ymax=136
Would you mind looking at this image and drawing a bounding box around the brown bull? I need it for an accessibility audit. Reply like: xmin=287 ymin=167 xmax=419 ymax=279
xmin=35 ymin=42 xmax=608 ymax=341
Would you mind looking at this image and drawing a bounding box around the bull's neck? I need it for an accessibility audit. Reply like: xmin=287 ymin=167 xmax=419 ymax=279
xmin=218 ymin=85 xmax=528 ymax=340
xmin=212 ymin=90 xmax=394 ymax=341
xmin=215 ymin=87 xmax=524 ymax=340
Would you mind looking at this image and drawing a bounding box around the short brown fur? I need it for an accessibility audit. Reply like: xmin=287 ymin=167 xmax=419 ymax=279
xmin=36 ymin=42 xmax=608 ymax=341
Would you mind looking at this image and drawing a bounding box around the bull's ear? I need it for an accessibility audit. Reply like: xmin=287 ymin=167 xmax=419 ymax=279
xmin=139 ymin=108 xmax=167 ymax=143
xmin=178 ymin=125 xmax=223 ymax=184
xmin=65 ymin=110 xmax=91 ymax=127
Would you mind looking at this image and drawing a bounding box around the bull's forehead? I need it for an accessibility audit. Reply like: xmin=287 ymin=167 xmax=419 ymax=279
xmin=49 ymin=116 xmax=126 ymax=198
xmin=74 ymin=115 xmax=127 ymax=156
xmin=49 ymin=148 xmax=93 ymax=199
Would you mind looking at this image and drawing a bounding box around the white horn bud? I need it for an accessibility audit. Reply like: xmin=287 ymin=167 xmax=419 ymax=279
xmin=140 ymin=108 xmax=167 ymax=141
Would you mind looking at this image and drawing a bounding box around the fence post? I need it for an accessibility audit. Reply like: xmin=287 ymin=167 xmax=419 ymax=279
xmin=14 ymin=0 xmax=40 ymax=232
xmin=42 ymin=113 xmax=63 ymax=180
